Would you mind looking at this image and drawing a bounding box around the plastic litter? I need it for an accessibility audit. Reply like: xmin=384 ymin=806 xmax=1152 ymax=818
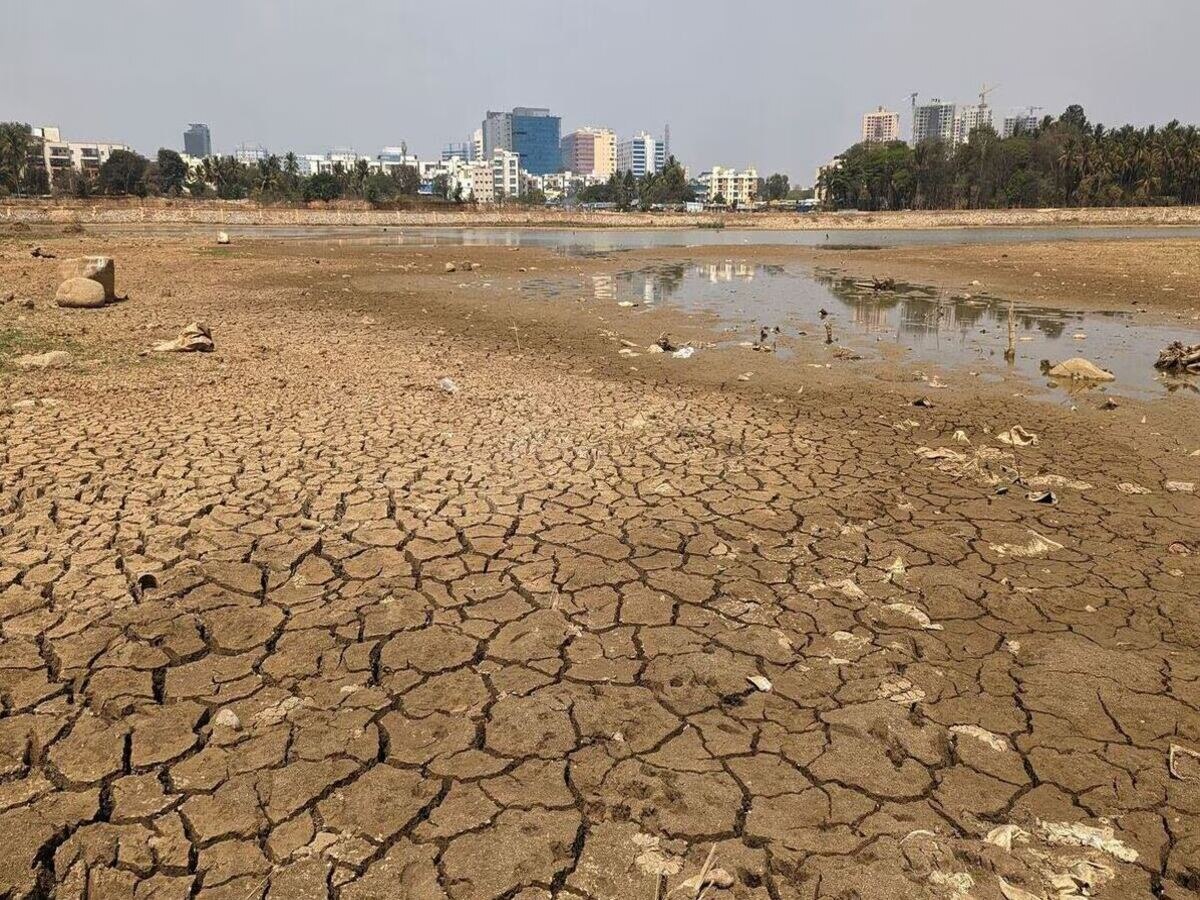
xmin=997 ymin=425 xmax=1038 ymax=446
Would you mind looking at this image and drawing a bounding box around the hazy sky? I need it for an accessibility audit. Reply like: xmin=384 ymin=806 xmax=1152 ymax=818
xmin=5 ymin=0 xmax=1199 ymax=183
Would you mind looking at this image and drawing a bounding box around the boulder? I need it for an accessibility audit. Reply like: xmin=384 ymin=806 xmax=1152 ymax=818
xmin=55 ymin=277 xmax=107 ymax=309
xmin=58 ymin=256 xmax=115 ymax=300
xmin=1046 ymin=357 xmax=1115 ymax=381
xmin=217 ymin=232 xmax=230 ymax=245
xmin=15 ymin=350 xmax=72 ymax=370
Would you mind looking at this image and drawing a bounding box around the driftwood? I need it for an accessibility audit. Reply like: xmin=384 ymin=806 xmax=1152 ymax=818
xmin=1155 ymin=341 xmax=1200 ymax=374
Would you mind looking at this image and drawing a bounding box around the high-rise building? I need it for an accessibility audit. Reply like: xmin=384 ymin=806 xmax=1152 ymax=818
xmin=491 ymin=149 xmax=521 ymax=199
xmin=617 ymin=132 xmax=666 ymax=178
xmin=861 ymin=107 xmax=900 ymax=143
xmin=471 ymin=128 xmax=483 ymax=161
xmin=1002 ymin=110 xmax=1042 ymax=138
xmin=481 ymin=107 xmax=562 ymax=175
xmin=560 ymin=127 xmax=616 ymax=178
xmin=953 ymin=104 xmax=993 ymax=144
xmin=183 ymin=123 xmax=211 ymax=158
xmin=912 ymin=100 xmax=956 ymax=144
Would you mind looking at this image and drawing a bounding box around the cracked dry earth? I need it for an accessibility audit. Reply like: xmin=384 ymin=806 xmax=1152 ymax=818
xmin=2 ymin=235 xmax=1200 ymax=900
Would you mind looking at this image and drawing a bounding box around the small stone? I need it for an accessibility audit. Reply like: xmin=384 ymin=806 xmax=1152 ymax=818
xmin=444 ymin=262 xmax=457 ymax=273
xmin=212 ymin=708 xmax=241 ymax=730
xmin=217 ymin=232 xmax=231 ymax=245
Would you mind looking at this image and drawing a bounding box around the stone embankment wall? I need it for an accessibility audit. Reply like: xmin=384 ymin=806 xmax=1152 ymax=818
xmin=5 ymin=198 xmax=1200 ymax=230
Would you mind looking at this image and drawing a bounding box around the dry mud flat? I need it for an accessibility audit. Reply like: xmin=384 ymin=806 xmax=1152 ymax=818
xmin=1 ymin=232 xmax=1200 ymax=899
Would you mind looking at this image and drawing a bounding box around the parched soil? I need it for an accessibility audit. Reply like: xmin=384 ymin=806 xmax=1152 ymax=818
xmin=1 ymin=231 xmax=1200 ymax=900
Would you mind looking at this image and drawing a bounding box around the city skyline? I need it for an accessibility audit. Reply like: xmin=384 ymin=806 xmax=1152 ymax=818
xmin=4 ymin=0 xmax=1200 ymax=180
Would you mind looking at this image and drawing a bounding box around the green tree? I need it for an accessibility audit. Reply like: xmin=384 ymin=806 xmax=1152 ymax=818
xmin=432 ymin=174 xmax=450 ymax=200
xmin=98 ymin=149 xmax=149 ymax=195
xmin=763 ymin=173 xmax=790 ymax=200
xmin=303 ymin=172 xmax=342 ymax=202
xmin=156 ymin=149 xmax=188 ymax=195
xmin=0 ymin=122 xmax=44 ymax=196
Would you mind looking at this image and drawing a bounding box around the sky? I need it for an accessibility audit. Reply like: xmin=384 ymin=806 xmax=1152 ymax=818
xmin=4 ymin=0 xmax=1200 ymax=184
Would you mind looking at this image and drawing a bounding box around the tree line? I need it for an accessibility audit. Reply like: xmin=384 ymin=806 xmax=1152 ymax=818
xmin=0 ymin=123 xmax=448 ymax=204
xmin=819 ymin=105 xmax=1200 ymax=210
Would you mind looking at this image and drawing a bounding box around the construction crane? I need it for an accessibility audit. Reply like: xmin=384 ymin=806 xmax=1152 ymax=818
xmin=978 ymin=83 xmax=1000 ymax=109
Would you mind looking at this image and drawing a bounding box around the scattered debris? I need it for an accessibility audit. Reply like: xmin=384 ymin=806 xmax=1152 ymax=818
xmin=912 ymin=396 xmax=934 ymax=408
xmin=989 ymin=530 xmax=1064 ymax=558
xmin=1101 ymin=397 xmax=1119 ymax=410
xmin=1047 ymin=357 xmax=1116 ymax=381
xmin=1169 ymin=744 xmax=1200 ymax=780
xmin=951 ymin=725 xmax=1010 ymax=752
xmin=824 ymin=321 xmax=834 ymax=344
xmin=997 ymin=876 xmax=1041 ymax=900
xmin=872 ymin=276 xmax=896 ymax=291
xmin=997 ymin=425 xmax=1038 ymax=447
xmin=809 ymin=578 xmax=866 ymax=600
xmin=151 ymin=322 xmax=214 ymax=353
xmin=832 ymin=346 xmax=861 ymax=360
xmin=736 ymin=372 xmax=752 ymax=381
xmin=655 ymin=334 xmax=679 ymax=352
xmin=952 ymin=429 xmax=970 ymax=444
xmin=877 ymin=675 xmax=925 ymax=704
xmin=1154 ymin=341 xmax=1200 ymax=375
xmin=747 ymin=675 xmax=773 ymax=692
xmin=985 ymin=824 xmax=1030 ymax=851
xmin=1116 ymin=482 xmax=1150 ymax=495
xmin=617 ymin=300 xmax=636 ymax=308
xmin=1165 ymin=481 xmax=1195 ymax=493
xmin=216 ymin=232 xmax=231 ymax=245
xmin=885 ymin=556 xmax=906 ymax=583
xmin=15 ymin=350 xmax=73 ymax=370
xmin=1026 ymin=490 xmax=1058 ymax=505
xmin=1026 ymin=474 xmax=1092 ymax=491
xmin=30 ymin=246 xmax=56 ymax=258
xmin=443 ymin=262 xmax=457 ymax=273
xmin=884 ymin=602 xmax=943 ymax=630
xmin=673 ymin=347 xmax=696 ymax=360
xmin=438 ymin=377 xmax=459 ymax=394
xmin=633 ymin=833 xmax=684 ymax=880
xmin=1037 ymin=820 xmax=1139 ymax=862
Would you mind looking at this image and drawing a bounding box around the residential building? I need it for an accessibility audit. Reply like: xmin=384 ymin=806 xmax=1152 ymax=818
xmin=377 ymin=146 xmax=420 ymax=173
xmin=471 ymin=128 xmax=483 ymax=160
xmin=862 ymin=107 xmax=900 ymax=143
xmin=183 ymin=123 xmax=211 ymax=158
xmin=1002 ymin=109 xmax=1042 ymax=138
xmin=492 ymin=149 xmax=521 ymax=200
xmin=31 ymin=126 xmax=131 ymax=185
xmin=442 ymin=142 xmax=472 ymax=161
xmin=443 ymin=157 xmax=494 ymax=202
xmin=560 ymin=127 xmax=616 ymax=179
xmin=912 ymin=100 xmax=956 ymax=144
xmin=233 ymin=142 xmax=269 ymax=165
xmin=953 ymin=104 xmax=993 ymax=144
xmin=699 ymin=166 xmax=758 ymax=206
xmin=617 ymin=132 xmax=666 ymax=178
xmin=482 ymin=107 xmax=562 ymax=175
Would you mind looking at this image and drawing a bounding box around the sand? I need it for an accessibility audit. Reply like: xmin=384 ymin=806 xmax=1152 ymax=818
xmin=1 ymin=228 xmax=1199 ymax=899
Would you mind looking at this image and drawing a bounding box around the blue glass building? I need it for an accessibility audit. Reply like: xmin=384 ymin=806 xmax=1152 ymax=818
xmin=510 ymin=108 xmax=561 ymax=176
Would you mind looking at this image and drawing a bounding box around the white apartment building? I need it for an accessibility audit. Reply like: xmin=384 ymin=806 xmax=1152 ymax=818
xmin=491 ymin=149 xmax=520 ymax=200
xmin=912 ymin=100 xmax=956 ymax=144
xmin=953 ymin=104 xmax=993 ymax=144
xmin=861 ymin=107 xmax=900 ymax=143
xmin=233 ymin=142 xmax=269 ymax=165
xmin=616 ymin=132 xmax=665 ymax=177
xmin=700 ymin=166 xmax=758 ymax=206
xmin=1002 ymin=111 xmax=1042 ymax=138
xmin=32 ymin=126 xmax=131 ymax=184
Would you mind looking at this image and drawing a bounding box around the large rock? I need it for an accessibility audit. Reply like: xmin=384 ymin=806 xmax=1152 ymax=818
xmin=55 ymin=277 xmax=107 ymax=309
xmin=58 ymin=256 xmax=115 ymax=300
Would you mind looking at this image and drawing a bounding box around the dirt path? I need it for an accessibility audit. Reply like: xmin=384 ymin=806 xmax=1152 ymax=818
xmin=2 ymin=232 xmax=1199 ymax=899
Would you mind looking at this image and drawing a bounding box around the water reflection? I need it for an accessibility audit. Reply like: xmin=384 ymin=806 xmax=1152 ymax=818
xmin=536 ymin=262 xmax=1200 ymax=399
